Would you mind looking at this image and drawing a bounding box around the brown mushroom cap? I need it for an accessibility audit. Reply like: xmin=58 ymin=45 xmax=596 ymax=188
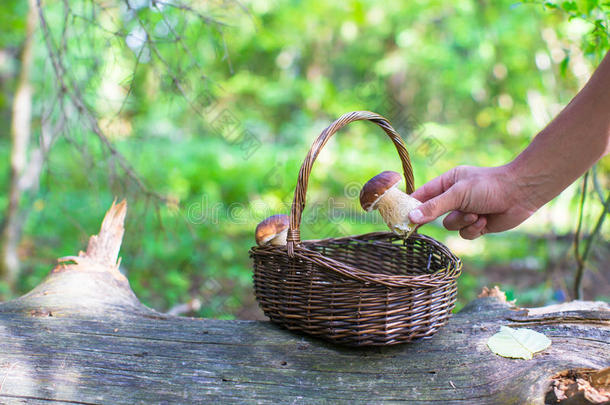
xmin=255 ymin=214 xmax=290 ymax=245
xmin=359 ymin=171 xmax=402 ymax=211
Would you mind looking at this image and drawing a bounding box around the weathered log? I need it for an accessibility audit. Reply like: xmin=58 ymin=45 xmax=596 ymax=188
xmin=0 ymin=201 xmax=608 ymax=404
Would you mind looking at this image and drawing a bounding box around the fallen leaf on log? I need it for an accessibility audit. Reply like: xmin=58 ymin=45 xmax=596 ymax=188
xmin=487 ymin=326 xmax=551 ymax=359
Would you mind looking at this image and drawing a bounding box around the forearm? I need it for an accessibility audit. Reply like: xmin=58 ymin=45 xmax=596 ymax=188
xmin=508 ymin=51 xmax=610 ymax=209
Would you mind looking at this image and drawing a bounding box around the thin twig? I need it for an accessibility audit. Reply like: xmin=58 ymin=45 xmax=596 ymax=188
xmin=154 ymin=0 xmax=229 ymax=27
xmin=131 ymin=11 xmax=215 ymax=118
xmin=591 ymin=165 xmax=606 ymax=205
xmin=36 ymin=0 xmax=169 ymax=203
xmin=581 ymin=192 xmax=610 ymax=264
xmin=0 ymin=362 xmax=20 ymax=393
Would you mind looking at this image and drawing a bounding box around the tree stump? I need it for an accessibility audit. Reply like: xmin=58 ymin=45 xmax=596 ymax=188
xmin=0 ymin=201 xmax=608 ymax=404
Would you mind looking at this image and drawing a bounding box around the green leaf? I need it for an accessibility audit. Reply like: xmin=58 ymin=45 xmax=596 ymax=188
xmin=487 ymin=326 xmax=552 ymax=359
xmin=560 ymin=56 xmax=571 ymax=77
xmin=561 ymin=1 xmax=579 ymax=12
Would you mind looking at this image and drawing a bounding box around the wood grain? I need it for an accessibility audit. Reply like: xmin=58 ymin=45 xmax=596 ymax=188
xmin=0 ymin=201 xmax=607 ymax=404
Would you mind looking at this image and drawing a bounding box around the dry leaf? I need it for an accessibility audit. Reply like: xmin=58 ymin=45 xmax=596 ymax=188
xmin=478 ymin=286 xmax=516 ymax=305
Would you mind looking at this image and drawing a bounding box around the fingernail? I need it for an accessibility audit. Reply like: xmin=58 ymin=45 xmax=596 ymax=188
xmin=465 ymin=213 xmax=477 ymax=222
xmin=409 ymin=209 xmax=424 ymax=223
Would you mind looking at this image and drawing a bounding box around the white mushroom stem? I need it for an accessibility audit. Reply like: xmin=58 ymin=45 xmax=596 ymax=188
xmin=267 ymin=228 xmax=288 ymax=246
xmin=374 ymin=186 xmax=422 ymax=237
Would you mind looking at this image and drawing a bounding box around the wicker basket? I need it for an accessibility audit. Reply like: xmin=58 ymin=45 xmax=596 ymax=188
xmin=250 ymin=111 xmax=462 ymax=346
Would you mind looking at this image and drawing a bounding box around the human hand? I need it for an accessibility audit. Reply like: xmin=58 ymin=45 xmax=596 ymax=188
xmin=407 ymin=165 xmax=540 ymax=239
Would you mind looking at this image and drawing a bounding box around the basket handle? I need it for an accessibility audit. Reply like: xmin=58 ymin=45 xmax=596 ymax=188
xmin=287 ymin=111 xmax=414 ymax=255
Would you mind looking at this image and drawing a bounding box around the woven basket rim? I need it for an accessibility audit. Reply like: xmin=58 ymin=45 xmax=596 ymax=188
xmin=250 ymin=231 xmax=461 ymax=288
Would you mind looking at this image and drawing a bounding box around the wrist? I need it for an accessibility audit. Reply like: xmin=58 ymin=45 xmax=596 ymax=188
xmin=503 ymin=158 xmax=548 ymax=212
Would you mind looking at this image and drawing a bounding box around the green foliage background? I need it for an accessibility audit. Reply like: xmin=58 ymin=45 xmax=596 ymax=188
xmin=0 ymin=0 xmax=608 ymax=316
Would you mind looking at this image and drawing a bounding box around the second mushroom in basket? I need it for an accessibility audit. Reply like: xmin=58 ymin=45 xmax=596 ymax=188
xmin=359 ymin=171 xmax=422 ymax=238
xmin=255 ymin=214 xmax=290 ymax=246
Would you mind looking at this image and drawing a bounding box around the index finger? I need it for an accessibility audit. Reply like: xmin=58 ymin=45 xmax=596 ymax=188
xmin=410 ymin=169 xmax=457 ymax=202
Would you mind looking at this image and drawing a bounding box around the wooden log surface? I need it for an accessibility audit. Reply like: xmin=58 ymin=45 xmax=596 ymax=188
xmin=0 ymin=201 xmax=608 ymax=404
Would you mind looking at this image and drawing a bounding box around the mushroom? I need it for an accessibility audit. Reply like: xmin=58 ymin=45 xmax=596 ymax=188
xmin=255 ymin=214 xmax=290 ymax=246
xmin=359 ymin=171 xmax=422 ymax=238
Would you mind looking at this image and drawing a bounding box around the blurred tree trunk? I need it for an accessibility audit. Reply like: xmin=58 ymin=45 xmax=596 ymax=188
xmin=0 ymin=0 xmax=38 ymax=286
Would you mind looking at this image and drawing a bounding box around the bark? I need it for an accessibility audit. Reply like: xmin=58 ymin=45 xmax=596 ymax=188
xmin=0 ymin=201 xmax=608 ymax=404
xmin=1 ymin=0 xmax=38 ymax=286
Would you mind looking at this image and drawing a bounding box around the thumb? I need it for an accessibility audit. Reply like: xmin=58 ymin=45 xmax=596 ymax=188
xmin=409 ymin=185 xmax=463 ymax=224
